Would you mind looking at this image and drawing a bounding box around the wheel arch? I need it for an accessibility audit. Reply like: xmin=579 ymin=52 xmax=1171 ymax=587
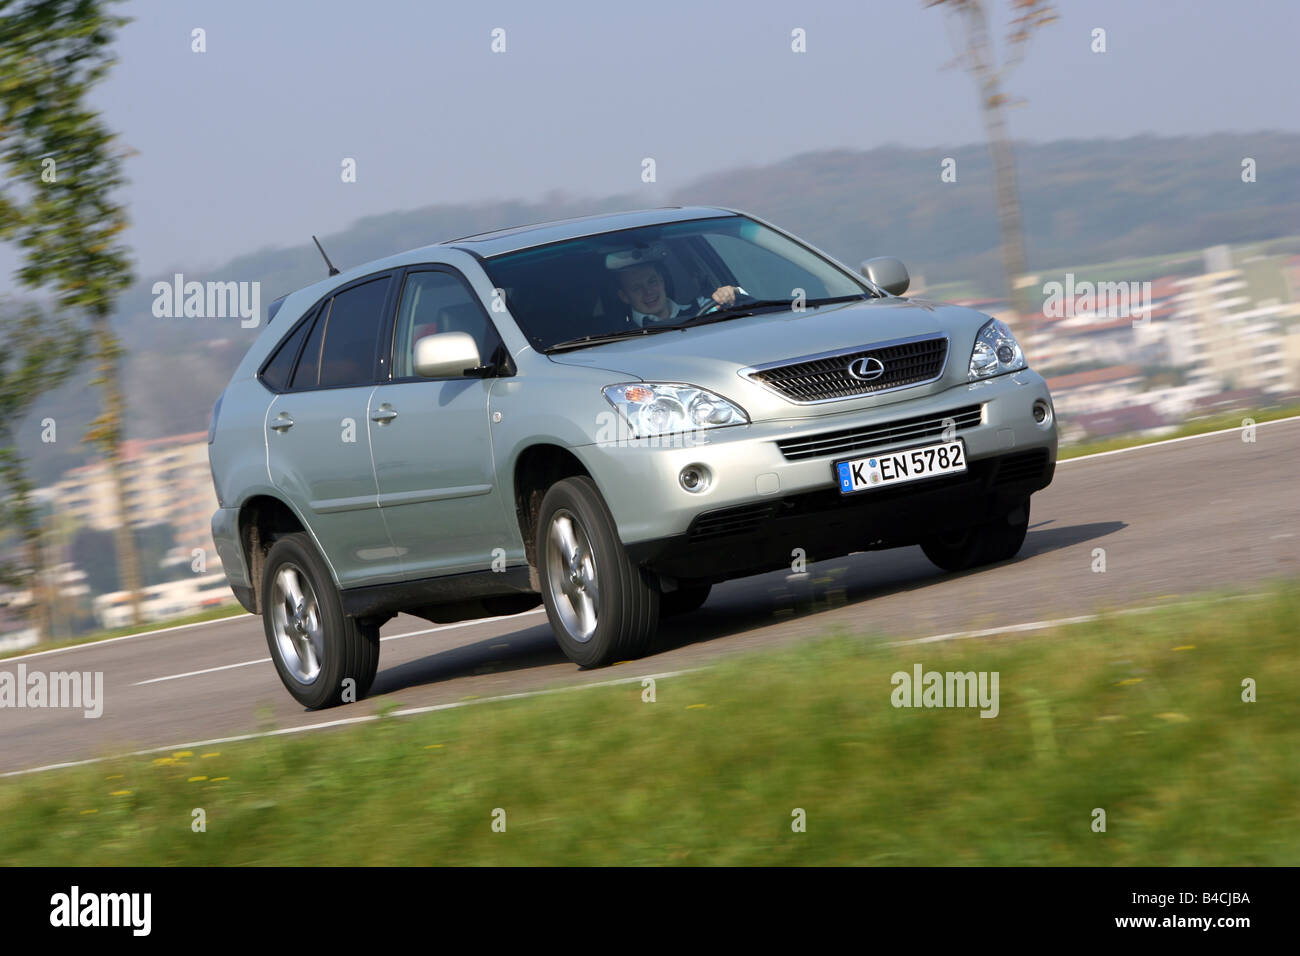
xmin=236 ymin=493 xmax=332 ymax=613
xmin=511 ymin=443 xmax=594 ymax=575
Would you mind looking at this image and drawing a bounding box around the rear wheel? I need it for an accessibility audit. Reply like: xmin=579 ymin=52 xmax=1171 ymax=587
xmin=921 ymin=499 xmax=1030 ymax=572
xmin=261 ymin=532 xmax=379 ymax=709
xmin=538 ymin=476 xmax=659 ymax=667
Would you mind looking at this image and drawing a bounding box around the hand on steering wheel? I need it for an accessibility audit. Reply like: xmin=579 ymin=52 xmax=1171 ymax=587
xmin=692 ymin=286 xmax=749 ymax=319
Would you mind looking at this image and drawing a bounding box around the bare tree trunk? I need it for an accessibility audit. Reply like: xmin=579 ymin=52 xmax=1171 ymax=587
xmin=0 ymin=430 xmax=53 ymax=640
xmin=959 ymin=1 xmax=1035 ymax=339
xmin=25 ymin=526 xmax=54 ymax=640
xmin=980 ymin=88 xmax=1033 ymax=334
xmin=90 ymin=319 xmax=143 ymax=626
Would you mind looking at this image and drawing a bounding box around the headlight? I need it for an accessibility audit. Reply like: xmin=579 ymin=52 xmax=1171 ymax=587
xmin=603 ymin=383 xmax=749 ymax=438
xmin=968 ymin=319 xmax=1026 ymax=380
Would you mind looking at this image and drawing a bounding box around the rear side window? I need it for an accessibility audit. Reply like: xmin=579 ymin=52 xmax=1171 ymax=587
xmin=291 ymin=301 xmax=329 ymax=390
xmin=290 ymin=276 xmax=392 ymax=390
xmin=260 ymin=311 xmax=314 ymax=391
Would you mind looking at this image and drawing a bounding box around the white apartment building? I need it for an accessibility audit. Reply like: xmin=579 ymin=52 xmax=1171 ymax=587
xmin=44 ymin=431 xmax=220 ymax=560
xmin=1170 ymin=267 xmax=1300 ymax=396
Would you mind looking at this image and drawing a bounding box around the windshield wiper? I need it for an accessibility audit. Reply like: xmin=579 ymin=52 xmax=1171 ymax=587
xmin=677 ymin=298 xmax=800 ymax=326
xmin=545 ymin=325 xmax=681 ymax=353
xmin=681 ymin=294 xmax=867 ymax=326
xmin=805 ymin=293 xmax=871 ymax=307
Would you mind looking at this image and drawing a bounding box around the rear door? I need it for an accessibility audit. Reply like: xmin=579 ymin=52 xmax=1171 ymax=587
xmin=265 ymin=273 xmax=403 ymax=588
xmin=367 ymin=266 xmax=511 ymax=578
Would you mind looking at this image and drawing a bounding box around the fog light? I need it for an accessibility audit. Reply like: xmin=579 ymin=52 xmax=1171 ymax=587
xmin=1032 ymin=399 xmax=1051 ymax=425
xmin=679 ymin=464 xmax=711 ymax=493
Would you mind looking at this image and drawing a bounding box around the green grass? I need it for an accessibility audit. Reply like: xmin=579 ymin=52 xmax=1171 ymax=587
xmin=1059 ymin=405 xmax=1300 ymax=460
xmin=0 ymin=603 xmax=247 ymax=662
xmin=1 ymin=582 xmax=1296 ymax=865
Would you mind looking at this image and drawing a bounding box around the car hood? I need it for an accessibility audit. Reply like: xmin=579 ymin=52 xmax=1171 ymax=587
xmin=545 ymin=297 xmax=998 ymax=422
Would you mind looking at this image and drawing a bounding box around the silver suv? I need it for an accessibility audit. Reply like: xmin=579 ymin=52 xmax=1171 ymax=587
xmin=209 ymin=208 xmax=1057 ymax=708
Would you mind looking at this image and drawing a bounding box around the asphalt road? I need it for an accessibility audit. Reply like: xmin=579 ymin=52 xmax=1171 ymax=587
xmin=3 ymin=420 xmax=1297 ymax=775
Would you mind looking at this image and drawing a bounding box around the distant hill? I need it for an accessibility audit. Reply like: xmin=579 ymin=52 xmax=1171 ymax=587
xmin=16 ymin=132 xmax=1300 ymax=485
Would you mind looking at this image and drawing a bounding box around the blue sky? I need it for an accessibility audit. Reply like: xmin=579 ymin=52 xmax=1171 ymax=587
xmin=13 ymin=0 xmax=1300 ymax=278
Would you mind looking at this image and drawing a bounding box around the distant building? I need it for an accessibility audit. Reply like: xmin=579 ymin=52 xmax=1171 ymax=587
xmin=1169 ymin=259 xmax=1300 ymax=396
xmin=43 ymin=431 xmax=219 ymax=562
xmin=1045 ymin=364 xmax=1145 ymax=417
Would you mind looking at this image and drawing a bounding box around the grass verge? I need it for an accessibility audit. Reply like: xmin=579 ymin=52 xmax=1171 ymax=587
xmin=0 ymin=582 xmax=1295 ymax=865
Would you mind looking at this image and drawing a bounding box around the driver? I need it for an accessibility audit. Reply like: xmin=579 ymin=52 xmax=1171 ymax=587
xmin=607 ymin=249 xmax=744 ymax=327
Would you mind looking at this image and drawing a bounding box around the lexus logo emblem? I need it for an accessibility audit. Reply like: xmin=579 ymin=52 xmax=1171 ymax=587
xmin=847 ymin=356 xmax=886 ymax=381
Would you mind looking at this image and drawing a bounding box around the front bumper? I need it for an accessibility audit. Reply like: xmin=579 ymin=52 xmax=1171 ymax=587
xmin=574 ymin=368 xmax=1057 ymax=550
xmin=626 ymin=446 xmax=1052 ymax=581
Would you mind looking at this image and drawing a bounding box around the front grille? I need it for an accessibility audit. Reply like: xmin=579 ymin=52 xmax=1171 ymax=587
xmin=777 ymin=404 xmax=983 ymax=462
xmin=746 ymin=335 xmax=948 ymax=403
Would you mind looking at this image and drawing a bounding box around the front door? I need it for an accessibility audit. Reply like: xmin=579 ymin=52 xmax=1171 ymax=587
xmin=368 ymin=267 xmax=511 ymax=578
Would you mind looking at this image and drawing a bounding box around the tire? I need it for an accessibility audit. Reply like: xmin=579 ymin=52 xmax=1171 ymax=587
xmin=920 ymin=499 xmax=1030 ymax=573
xmin=537 ymin=476 xmax=659 ymax=667
xmin=660 ymin=583 xmax=712 ymax=617
xmin=261 ymin=532 xmax=380 ymax=709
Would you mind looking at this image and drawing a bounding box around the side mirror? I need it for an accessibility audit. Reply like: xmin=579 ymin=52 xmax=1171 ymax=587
xmin=414 ymin=331 xmax=482 ymax=378
xmin=860 ymin=256 xmax=910 ymax=296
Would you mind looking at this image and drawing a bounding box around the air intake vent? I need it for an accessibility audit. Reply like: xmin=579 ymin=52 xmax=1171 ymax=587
xmin=776 ymin=405 xmax=982 ymax=462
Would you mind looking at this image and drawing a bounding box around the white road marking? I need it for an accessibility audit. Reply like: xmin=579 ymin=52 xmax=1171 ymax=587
xmin=886 ymin=592 xmax=1264 ymax=648
xmin=133 ymin=657 xmax=271 ymax=685
xmin=1058 ymin=415 xmax=1299 ymax=464
xmin=0 ymin=612 xmax=254 ymax=664
xmin=2 ymin=668 xmax=693 ymax=778
xmin=132 ymin=608 xmax=547 ymax=685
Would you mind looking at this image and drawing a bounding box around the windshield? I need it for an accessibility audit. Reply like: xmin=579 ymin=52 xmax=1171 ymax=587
xmin=480 ymin=215 xmax=871 ymax=352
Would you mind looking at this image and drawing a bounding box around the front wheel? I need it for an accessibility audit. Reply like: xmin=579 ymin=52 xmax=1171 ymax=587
xmin=538 ymin=476 xmax=659 ymax=667
xmin=920 ymin=499 xmax=1030 ymax=572
xmin=261 ymin=532 xmax=379 ymax=709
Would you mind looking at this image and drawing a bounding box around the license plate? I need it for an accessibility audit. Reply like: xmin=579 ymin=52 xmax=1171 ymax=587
xmin=836 ymin=440 xmax=967 ymax=494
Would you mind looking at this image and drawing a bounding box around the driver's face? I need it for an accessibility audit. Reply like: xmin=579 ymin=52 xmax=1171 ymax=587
xmin=616 ymin=264 xmax=667 ymax=317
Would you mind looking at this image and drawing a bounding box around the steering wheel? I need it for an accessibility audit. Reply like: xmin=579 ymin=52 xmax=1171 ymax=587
xmin=691 ymin=288 xmax=751 ymax=319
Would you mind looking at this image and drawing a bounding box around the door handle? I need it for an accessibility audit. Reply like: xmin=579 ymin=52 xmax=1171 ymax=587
xmin=269 ymin=414 xmax=295 ymax=432
xmin=371 ymin=406 xmax=398 ymax=424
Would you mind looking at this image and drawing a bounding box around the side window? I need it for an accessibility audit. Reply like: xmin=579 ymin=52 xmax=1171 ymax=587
xmin=260 ymin=312 xmax=313 ymax=391
xmin=392 ymin=270 xmax=502 ymax=379
xmin=290 ymin=276 xmax=391 ymax=390
xmin=317 ymin=277 xmax=391 ymax=388
xmin=290 ymin=301 xmax=329 ymax=390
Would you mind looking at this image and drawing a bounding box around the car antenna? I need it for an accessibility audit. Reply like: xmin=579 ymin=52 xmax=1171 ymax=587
xmin=312 ymin=235 xmax=341 ymax=277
